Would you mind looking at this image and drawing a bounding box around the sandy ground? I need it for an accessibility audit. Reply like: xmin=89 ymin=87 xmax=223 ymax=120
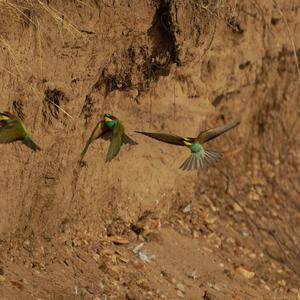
xmin=0 ymin=0 xmax=300 ymax=299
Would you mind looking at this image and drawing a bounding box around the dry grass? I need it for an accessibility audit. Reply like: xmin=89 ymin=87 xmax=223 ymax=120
xmin=0 ymin=0 xmax=88 ymax=119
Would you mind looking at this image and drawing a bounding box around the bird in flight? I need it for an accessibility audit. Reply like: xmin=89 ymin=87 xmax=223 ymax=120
xmin=135 ymin=120 xmax=240 ymax=171
xmin=81 ymin=113 xmax=137 ymax=162
xmin=0 ymin=111 xmax=41 ymax=151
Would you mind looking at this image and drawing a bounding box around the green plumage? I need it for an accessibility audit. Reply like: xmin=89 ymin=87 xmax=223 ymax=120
xmin=135 ymin=120 xmax=240 ymax=171
xmin=81 ymin=113 xmax=137 ymax=162
xmin=0 ymin=111 xmax=41 ymax=151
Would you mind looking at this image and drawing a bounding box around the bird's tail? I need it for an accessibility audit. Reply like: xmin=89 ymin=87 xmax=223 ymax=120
xmin=23 ymin=136 xmax=42 ymax=152
xmin=179 ymin=149 xmax=222 ymax=171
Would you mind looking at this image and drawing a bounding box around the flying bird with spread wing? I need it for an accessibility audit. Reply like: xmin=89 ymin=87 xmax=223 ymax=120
xmin=135 ymin=121 xmax=240 ymax=171
xmin=0 ymin=111 xmax=41 ymax=151
xmin=81 ymin=113 xmax=137 ymax=162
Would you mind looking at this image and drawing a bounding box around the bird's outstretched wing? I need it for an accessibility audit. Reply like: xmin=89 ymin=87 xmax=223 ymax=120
xmin=106 ymin=122 xmax=124 ymax=162
xmin=123 ymin=134 xmax=138 ymax=145
xmin=197 ymin=121 xmax=240 ymax=144
xmin=81 ymin=121 xmax=108 ymax=158
xmin=135 ymin=131 xmax=188 ymax=146
xmin=106 ymin=134 xmax=123 ymax=162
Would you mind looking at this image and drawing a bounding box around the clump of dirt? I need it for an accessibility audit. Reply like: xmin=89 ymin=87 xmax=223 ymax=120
xmin=0 ymin=0 xmax=299 ymax=299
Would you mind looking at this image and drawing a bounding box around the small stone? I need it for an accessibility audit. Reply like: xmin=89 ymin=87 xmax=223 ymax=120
xmin=182 ymin=204 xmax=191 ymax=213
xmin=176 ymin=283 xmax=185 ymax=292
xmin=277 ymin=279 xmax=286 ymax=287
xmin=236 ymin=266 xmax=255 ymax=279
xmin=205 ymin=216 xmax=217 ymax=224
xmin=107 ymin=236 xmax=130 ymax=245
xmin=187 ymin=271 xmax=197 ymax=280
xmin=137 ymin=279 xmax=148 ymax=288
xmin=241 ymin=231 xmax=249 ymax=237
xmin=226 ymin=237 xmax=235 ymax=244
xmin=177 ymin=290 xmax=184 ymax=298
xmin=93 ymin=253 xmax=100 ymax=262
xmin=23 ymin=240 xmax=30 ymax=246
xmin=0 ymin=275 xmax=5 ymax=282
xmin=249 ymin=190 xmax=260 ymax=201
xmin=171 ymin=278 xmax=176 ymax=284
xmin=128 ymin=89 xmax=139 ymax=99
xmin=233 ymin=203 xmax=243 ymax=213
xmin=192 ymin=230 xmax=199 ymax=238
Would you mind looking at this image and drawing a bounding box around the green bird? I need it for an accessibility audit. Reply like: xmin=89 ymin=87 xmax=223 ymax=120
xmin=81 ymin=113 xmax=137 ymax=162
xmin=0 ymin=111 xmax=41 ymax=151
xmin=135 ymin=121 xmax=240 ymax=171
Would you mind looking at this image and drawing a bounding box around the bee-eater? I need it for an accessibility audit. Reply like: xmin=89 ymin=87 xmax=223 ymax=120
xmin=81 ymin=113 xmax=137 ymax=162
xmin=135 ymin=121 xmax=240 ymax=171
xmin=0 ymin=111 xmax=41 ymax=151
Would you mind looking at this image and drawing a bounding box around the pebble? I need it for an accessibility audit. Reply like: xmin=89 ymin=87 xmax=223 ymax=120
xmin=93 ymin=253 xmax=100 ymax=262
xmin=226 ymin=237 xmax=235 ymax=244
xmin=236 ymin=266 xmax=255 ymax=279
xmin=182 ymin=204 xmax=191 ymax=213
xmin=277 ymin=279 xmax=286 ymax=287
xmin=0 ymin=275 xmax=5 ymax=282
xmin=192 ymin=230 xmax=199 ymax=238
xmin=128 ymin=89 xmax=139 ymax=99
xmin=176 ymin=283 xmax=185 ymax=293
xmin=177 ymin=290 xmax=184 ymax=298
xmin=233 ymin=203 xmax=243 ymax=212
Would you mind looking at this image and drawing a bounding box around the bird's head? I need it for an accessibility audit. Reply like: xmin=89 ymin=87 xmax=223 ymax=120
xmin=0 ymin=112 xmax=13 ymax=121
xmin=103 ymin=113 xmax=118 ymax=128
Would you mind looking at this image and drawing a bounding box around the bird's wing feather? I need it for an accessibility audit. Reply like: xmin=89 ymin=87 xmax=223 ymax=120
xmin=197 ymin=121 xmax=240 ymax=143
xmin=100 ymin=130 xmax=112 ymax=141
xmin=135 ymin=131 xmax=186 ymax=146
xmin=106 ymin=123 xmax=123 ymax=162
xmin=81 ymin=120 xmax=108 ymax=158
xmin=123 ymin=133 xmax=138 ymax=145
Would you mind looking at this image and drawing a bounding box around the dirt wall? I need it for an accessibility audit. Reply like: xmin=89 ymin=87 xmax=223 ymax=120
xmin=0 ymin=0 xmax=299 ymax=299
